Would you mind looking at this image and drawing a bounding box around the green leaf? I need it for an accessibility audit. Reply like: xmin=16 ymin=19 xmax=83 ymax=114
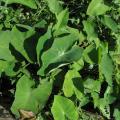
xmin=63 ymin=70 xmax=89 ymax=106
xmin=87 ymin=0 xmax=110 ymax=16
xmin=0 ymin=60 xmax=8 ymax=74
xmin=11 ymin=75 xmax=52 ymax=117
xmin=98 ymin=98 xmax=110 ymax=119
xmin=3 ymin=0 xmax=37 ymax=9
xmin=33 ymin=20 xmax=47 ymax=28
xmin=83 ymin=19 xmax=100 ymax=47
xmin=51 ymin=95 xmax=78 ymax=120
xmin=114 ymin=109 xmax=120 ymax=120
xmin=0 ymin=60 xmax=19 ymax=80
xmin=91 ymin=92 xmax=100 ymax=108
xmin=84 ymin=78 xmax=101 ymax=93
xmin=53 ymin=27 xmax=80 ymax=38
xmin=0 ymin=60 xmax=6 ymax=69
xmin=0 ymin=31 xmax=14 ymax=61
xmin=104 ymin=86 xmax=116 ymax=104
xmin=72 ymin=77 xmax=89 ymax=107
xmin=38 ymin=46 xmax=83 ymax=76
xmin=4 ymin=61 xmax=17 ymax=76
xmin=45 ymin=0 xmax=62 ymax=14
xmin=83 ymin=19 xmax=98 ymax=41
xmin=71 ymin=59 xmax=84 ymax=71
xmin=92 ymin=93 xmax=110 ymax=119
xmin=100 ymin=53 xmax=114 ymax=86
xmin=63 ymin=70 xmax=80 ymax=97
xmin=113 ymin=54 xmax=120 ymax=65
xmin=11 ymin=27 xmax=36 ymax=63
xmin=101 ymin=15 xmax=118 ymax=32
xmin=54 ymin=9 xmax=69 ymax=30
xmin=36 ymin=26 xmax=52 ymax=64
xmin=83 ymin=44 xmax=98 ymax=64
xmin=37 ymin=32 xmax=83 ymax=76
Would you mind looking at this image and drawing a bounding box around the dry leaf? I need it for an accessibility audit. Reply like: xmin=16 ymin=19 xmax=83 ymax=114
xmin=19 ymin=109 xmax=36 ymax=120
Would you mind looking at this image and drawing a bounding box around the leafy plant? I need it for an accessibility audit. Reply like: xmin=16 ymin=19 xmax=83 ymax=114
xmin=0 ymin=0 xmax=120 ymax=120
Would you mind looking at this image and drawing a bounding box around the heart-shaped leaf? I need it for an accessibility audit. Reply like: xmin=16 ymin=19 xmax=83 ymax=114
xmin=37 ymin=29 xmax=83 ymax=76
xmin=38 ymin=44 xmax=83 ymax=76
xmin=51 ymin=95 xmax=78 ymax=120
xmin=11 ymin=27 xmax=36 ymax=63
xmin=11 ymin=75 xmax=52 ymax=117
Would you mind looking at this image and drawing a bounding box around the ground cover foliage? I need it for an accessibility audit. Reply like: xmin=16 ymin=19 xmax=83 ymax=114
xmin=0 ymin=0 xmax=120 ymax=120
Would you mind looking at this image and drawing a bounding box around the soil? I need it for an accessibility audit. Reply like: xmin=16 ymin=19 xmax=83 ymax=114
xmin=0 ymin=93 xmax=14 ymax=120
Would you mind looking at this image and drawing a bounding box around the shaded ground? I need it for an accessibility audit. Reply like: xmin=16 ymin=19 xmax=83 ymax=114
xmin=0 ymin=93 xmax=14 ymax=120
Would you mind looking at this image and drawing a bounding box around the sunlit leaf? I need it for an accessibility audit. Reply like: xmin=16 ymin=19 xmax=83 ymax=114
xmin=101 ymin=15 xmax=118 ymax=32
xmin=2 ymin=0 xmax=37 ymax=9
xmin=45 ymin=0 xmax=62 ymax=14
xmin=11 ymin=27 xmax=36 ymax=63
xmin=36 ymin=26 xmax=52 ymax=64
xmin=114 ymin=109 xmax=120 ymax=120
xmin=11 ymin=75 xmax=52 ymax=117
xmin=54 ymin=9 xmax=69 ymax=30
xmin=63 ymin=70 xmax=80 ymax=97
xmin=98 ymin=98 xmax=110 ymax=119
xmin=37 ymin=32 xmax=83 ymax=76
xmin=84 ymin=78 xmax=101 ymax=93
xmin=83 ymin=19 xmax=98 ymax=41
xmin=0 ymin=31 xmax=14 ymax=61
xmin=100 ymin=53 xmax=114 ymax=86
xmin=63 ymin=70 xmax=89 ymax=106
xmin=71 ymin=59 xmax=84 ymax=71
xmin=83 ymin=19 xmax=100 ymax=47
xmin=87 ymin=0 xmax=110 ymax=16
xmin=51 ymin=95 xmax=78 ymax=120
xmin=0 ymin=60 xmax=17 ymax=76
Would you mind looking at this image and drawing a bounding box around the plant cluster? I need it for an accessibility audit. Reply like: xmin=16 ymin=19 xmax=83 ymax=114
xmin=0 ymin=0 xmax=120 ymax=120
